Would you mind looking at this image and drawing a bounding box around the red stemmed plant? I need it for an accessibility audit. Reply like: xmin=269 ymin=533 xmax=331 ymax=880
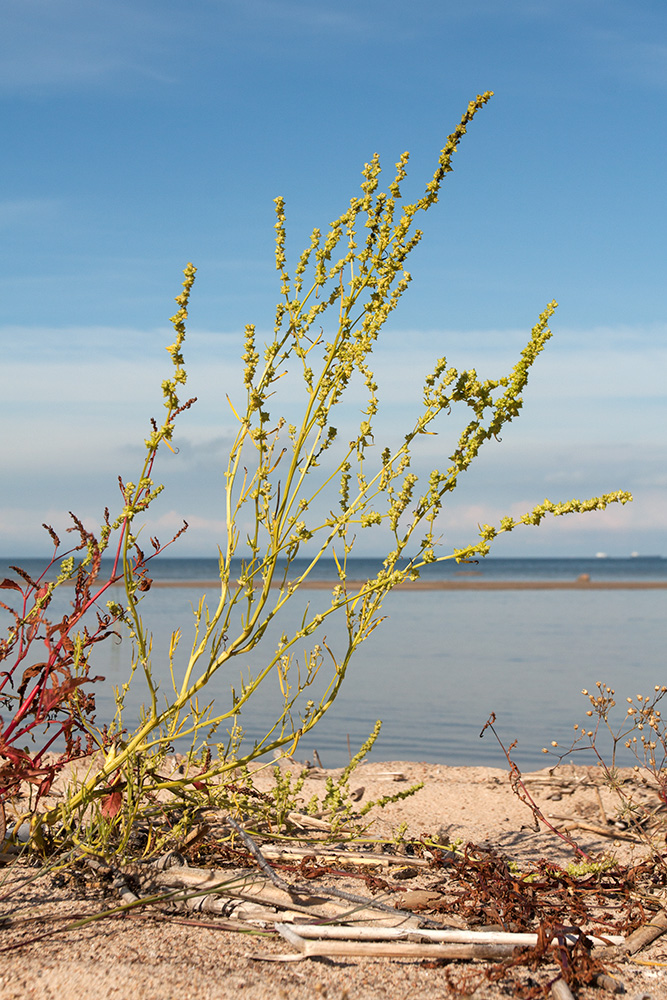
xmin=0 ymin=264 xmax=196 ymax=844
xmin=0 ymin=508 xmax=187 ymax=844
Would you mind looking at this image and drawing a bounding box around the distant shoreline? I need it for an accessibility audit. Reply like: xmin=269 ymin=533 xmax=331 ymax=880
xmin=131 ymin=578 xmax=667 ymax=591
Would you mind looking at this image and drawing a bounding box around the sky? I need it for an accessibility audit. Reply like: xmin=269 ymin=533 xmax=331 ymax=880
xmin=1 ymin=0 xmax=665 ymax=559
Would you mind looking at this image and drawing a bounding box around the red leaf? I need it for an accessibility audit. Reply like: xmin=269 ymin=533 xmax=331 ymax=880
xmin=101 ymin=789 xmax=123 ymax=819
xmin=17 ymin=662 xmax=48 ymax=701
xmin=37 ymin=774 xmax=54 ymax=799
xmin=101 ymin=778 xmax=125 ymax=819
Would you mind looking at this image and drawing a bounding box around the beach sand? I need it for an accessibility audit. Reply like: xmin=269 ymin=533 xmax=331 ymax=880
xmin=2 ymin=759 xmax=667 ymax=1000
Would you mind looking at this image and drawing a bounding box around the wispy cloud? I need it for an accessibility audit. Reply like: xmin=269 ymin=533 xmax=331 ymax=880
xmin=0 ymin=199 xmax=62 ymax=230
xmin=221 ymin=0 xmax=369 ymax=33
xmin=1 ymin=318 xmax=663 ymax=556
xmin=0 ymin=0 xmax=175 ymax=93
xmin=3 ymin=321 xmax=663 ymax=456
xmin=0 ymin=0 xmax=371 ymax=96
xmin=591 ymin=30 xmax=667 ymax=89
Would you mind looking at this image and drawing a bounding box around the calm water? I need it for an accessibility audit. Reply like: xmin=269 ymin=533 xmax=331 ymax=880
xmin=8 ymin=555 xmax=665 ymax=583
xmin=2 ymin=558 xmax=665 ymax=771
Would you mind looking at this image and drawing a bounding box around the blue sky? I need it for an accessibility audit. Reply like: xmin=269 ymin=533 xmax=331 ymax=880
xmin=1 ymin=0 xmax=665 ymax=558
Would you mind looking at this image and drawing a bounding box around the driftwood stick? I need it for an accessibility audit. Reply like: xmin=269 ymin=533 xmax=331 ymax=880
xmin=152 ymin=851 xmax=186 ymax=870
xmin=548 ymin=817 xmax=638 ymax=843
xmin=153 ymin=865 xmax=421 ymax=927
xmin=289 ymin=880 xmax=445 ymax=929
xmin=592 ymin=972 xmax=625 ymax=994
xmin=180 ymin=893 xmax=306 ymax=924
xmin=273 ymin=924 xmax=518 ymax=961
xmin=154 ymin=868 xmax=340 ymax=919
xmin=282 ymin=924 xmax=624 ymax=948
xmin=292 ymin=880 xmax=416 ymax=918
xmin=285 ymin=812 xmax=334 ymax=831
xmin=112 ymin=874 xmax=139 ymax=907
xmin=550 ymin=980 xmax=576 ymax=1000
xmin=622 ymin=907 xmax=667 ymax=954
xmin=259 ymin=844 xmax=432 ymax=868
xmin=84 ymin=854 xmax=139 ymax=907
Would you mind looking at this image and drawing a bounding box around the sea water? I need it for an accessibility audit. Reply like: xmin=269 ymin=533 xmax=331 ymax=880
xmin=2 ymin=558 xmax=664 ymax=771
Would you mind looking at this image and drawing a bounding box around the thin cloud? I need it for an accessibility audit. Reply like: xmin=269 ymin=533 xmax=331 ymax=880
xmin=1 ymin=319 xmax=663 ymax=556
xmin=0 ymin=325 xmax=240 ymax=363
xmin=0 ymin=0 xmax=175 ymax=93
xmin=591 ymin=30 xmax=667 ymax=89
xmin=218 ymin=0 xmax=378 ymax=35
xmin=0 ymin=198 xmax=62 ymax=230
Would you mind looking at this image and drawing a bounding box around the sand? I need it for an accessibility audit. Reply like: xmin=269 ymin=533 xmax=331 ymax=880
xmin=1 ymin=759 xmax=667 ymax=1000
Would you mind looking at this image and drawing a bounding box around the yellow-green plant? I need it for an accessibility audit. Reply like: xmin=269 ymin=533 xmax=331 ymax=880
xmin=215 ymin=721 xmax=423 ymax=842
xmin=24 ymin=91 xmax=631 ymax=847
